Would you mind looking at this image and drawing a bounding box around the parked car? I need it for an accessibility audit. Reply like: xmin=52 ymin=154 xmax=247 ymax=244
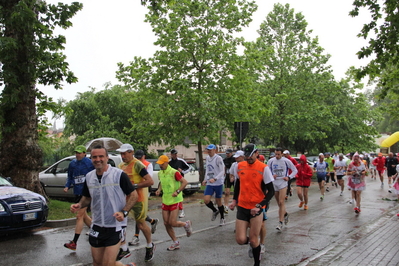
xmin=148 ymin=159 xmax=201 ymax=195
xmin=39 ymin=153 xmax=122 ymax=198
xmin=0 ymin=176 xmax=48 ymax=233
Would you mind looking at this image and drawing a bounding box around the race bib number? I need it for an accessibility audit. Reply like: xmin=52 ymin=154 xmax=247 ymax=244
xmin=89 ymin=229 xmax=99 ymax=238
xmin=74 ymin=175 xmax=85 ymax=184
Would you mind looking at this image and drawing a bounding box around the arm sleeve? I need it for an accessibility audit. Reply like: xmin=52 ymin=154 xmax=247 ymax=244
xmin=259 ymin=182 xmax=274 ymax=207
xmin=65 ymin=162 xmax=74 ymax=188
xmin=233 ymin=177 xmax=240 ymax=201
xmin=214 ymin=157 xmax=225 ymax=180
xmin=120 ymin=172 xmax=135 ymax=195
xmin=180 ymin=159 xmax=191 ymax=175
xmin=175 ymin=171 xmax=183 ymax=181
xmin=82 ymin=181 xmax=90 ymax=198
xmin=139 ymin=168 xmax=149 ymax=177
xmin=287 ymin=159 xmax=298 ymax=179
xmin=146 ymin=163 xmax=154 ymax=177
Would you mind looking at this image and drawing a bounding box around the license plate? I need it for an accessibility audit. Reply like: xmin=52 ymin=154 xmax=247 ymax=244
xmin=23 ymin=212 xmax=37 ymax=221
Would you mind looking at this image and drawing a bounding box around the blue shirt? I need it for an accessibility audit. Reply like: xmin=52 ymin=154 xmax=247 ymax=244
xmin=65 ymin=157 xmax=94 ymax=195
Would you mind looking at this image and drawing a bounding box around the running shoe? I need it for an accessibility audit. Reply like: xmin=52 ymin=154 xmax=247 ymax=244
xmin=179 ymin=210 xmax=185 ymax=218
xmin=128 ymin=236 xmax=140 ymax=246
xmin=276 ymin=222 xmax=283 ymax=231
xmin=396 ymin=213 xmax=399 ymax=217
xmin=304 ymin=205 xmax=308 ymax=210
xmin=224 ymin=206 xmax=229 ymax=214
xmin=219 ymin=218 xmax=226 ymax=226
xmin=211 ymin=210 xmax=220 ymax=221
xmin=248 ymin=244 xmax=253 ymax=258
xmin=326 ymin=187 xmax=330 ymax=192
xmin=354 ymin=207 xmax=360 ymax=213
xmin=284 ymin=213 xmax=289 ymax=225
xmin=64 ymin=241 xmax=76 ymax=251
xmin=167 ymin=242 xmax=180 ymax=251
xmin=298 ymin=201 xmax=304 ymax=208
xmin=116 ymin=248 xmax=131 ymax=261
xmin=151 ymin=218 xmax=159 ymax=234
xmin=349 ymin=199 xmax=353 ymax=204
xmin=339 ymin=191 xmax=343 ymax=196
xmin=320 ymin=195 xmax=324 ymax=200
xmin=388 ymin=188 xmax=392 ymax=193
xmin=145 ymin=243 xmax=155 ymax=262
xmin=185 ymin=220 xmax=193 ymax=237
xmin=260 ymin=244 xmax=265 ymax=254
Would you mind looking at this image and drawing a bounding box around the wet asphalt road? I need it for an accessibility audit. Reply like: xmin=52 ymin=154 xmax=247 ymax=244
xmin=1 ymin=176 xmax=398 ymax=266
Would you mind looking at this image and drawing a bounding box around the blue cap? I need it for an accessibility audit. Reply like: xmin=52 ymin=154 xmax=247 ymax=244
xmin=206 ymin=144 xmax=216 ymax=150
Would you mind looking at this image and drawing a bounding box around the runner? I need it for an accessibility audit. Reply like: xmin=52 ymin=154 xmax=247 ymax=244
xmin=369 ymin=153 xmax=377 ymax=180
xmin=202 ymin=144 xmax=226 ymax=226
xmin=347 ymin=152 xmax=366 ymax=213
xmin=385 ymin=152 xmax=398 ymax=193
xmin=313 ymin=153 xmax=328 ymax=200
xmin=324 ymin=152 xmax=336 ymax=191
xmin=228 ymin=144 xmax=274 ymax=266
xmin=155 ymin=155 xmax=193 ymax=251
xmin=268 ymin=147 xmax=297 ymax=231
xmin=282 ymin=150 xmax=298 ymax=200
xmin=295 ymin=155 xmax=313 ymax=210
xmin=334 ymin=153 xmax=348 ymax=196
xmin=373 ymin=152 xmax=386 ymax=188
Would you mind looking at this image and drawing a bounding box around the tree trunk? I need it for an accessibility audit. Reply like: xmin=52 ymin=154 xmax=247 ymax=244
xmin=0 ymin=0 xmax=45 ymax=195
xmin=197 ymin=141 xmax=205 ymax=182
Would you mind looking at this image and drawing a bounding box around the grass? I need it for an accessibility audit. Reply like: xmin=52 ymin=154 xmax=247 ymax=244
xmin=48 ymin=199 xmax=77 ymax=220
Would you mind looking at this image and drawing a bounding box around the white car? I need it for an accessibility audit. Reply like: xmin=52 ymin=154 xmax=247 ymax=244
xmin=39 ymin=153 xmax=122 ymax=198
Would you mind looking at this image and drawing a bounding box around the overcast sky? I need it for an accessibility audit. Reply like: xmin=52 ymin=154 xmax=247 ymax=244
xmin=42 ymin=0 xmax=372 ymax=109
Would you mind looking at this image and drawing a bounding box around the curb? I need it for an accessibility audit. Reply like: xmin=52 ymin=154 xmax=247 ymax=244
xmin=45 ymin=218 xmax=76 ymax=228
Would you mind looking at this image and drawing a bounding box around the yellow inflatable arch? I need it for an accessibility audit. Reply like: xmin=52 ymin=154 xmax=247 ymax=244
xmin=381 ymin=132 xmax=399 ymax=147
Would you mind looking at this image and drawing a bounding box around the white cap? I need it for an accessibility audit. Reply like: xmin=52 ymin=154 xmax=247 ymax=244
xmin=319 ymin=153 xmax=324 ymax=156
xmin=116 ymin=143 xmax=134 ymax=152
xmin=283 ymin=150 xmax=290 ymax=154
xmin=233 ymin=150 xmax=244 ymax=158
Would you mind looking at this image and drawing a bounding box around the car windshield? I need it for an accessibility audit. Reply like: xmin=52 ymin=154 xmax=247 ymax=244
xmin=0 ymin=177 xmax=12 ymax=186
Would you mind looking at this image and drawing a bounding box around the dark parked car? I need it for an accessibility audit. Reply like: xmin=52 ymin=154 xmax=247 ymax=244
xmin=0 ymin=177 xmax=48 ymax=232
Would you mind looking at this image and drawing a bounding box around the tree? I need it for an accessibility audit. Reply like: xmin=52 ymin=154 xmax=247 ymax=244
xmin=244 ymin=3 xmax=336 ymax=151
xmin=62 ymin=84 xmax=152 ymax=150
xmin=0 ymin=0 xmax=81 ymax=192
xmin=350 ymin=0 xmax=399 ymax=97
xmin=117 ymin=0 xmax=259 ymax=180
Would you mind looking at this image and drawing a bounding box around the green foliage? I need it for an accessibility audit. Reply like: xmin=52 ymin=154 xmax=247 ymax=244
xmin=244 ymin=3 xmax=379 ymax=154
xmin=350 ymin=0 xmax=399 ymax=97
xmin=117 ymin=0 xmax=259 ymax=148
xmin=48 ymin=199 xmax=77 ymax=220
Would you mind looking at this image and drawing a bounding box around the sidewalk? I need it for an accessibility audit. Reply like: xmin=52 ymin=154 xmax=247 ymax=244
xmin=299 ymin=199 xmax=399 ymax=265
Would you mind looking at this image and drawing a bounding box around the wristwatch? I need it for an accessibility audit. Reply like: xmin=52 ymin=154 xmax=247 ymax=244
xmin=122 ymin=210 xmax=129 ymax=217
xmin=255 ymin=204 xmax=262 ymax=209
xmin=176 ymin=189 xmax=181 ymax=194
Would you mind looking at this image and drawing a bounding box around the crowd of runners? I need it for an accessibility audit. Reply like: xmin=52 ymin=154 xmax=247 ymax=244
xmin=64 ymin=143 xmax=399 ymax=266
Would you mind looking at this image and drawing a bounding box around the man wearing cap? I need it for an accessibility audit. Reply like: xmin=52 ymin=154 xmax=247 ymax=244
xmin=324 ymin=152 xmax=336 ymax=191
xmin=128 ymin=150 xmax=159 ymax=246
xmin=282 ymin=150 xmax=298 ymax=200
xmin=313 ymin=153 xmax=329 ymax=200
xmin=169 ymin=149 xmax=190 ymax=218
xmin=155 ymin=155 xmax=193 ymax=251
xmin=202 ymin=144 xmax=226 ymax=225
xmin=116 ymin=144 xmax=155 ymax=262
xmin=268 ymin=147 xmax=297 ymax=231
xmin=373 ymin=152 xmax=386 ymax=188
xmin=63 ymin=145 xmax=95 ymax=251
xmin=223 ymin=148 xmax=236 ymax=214
xmin=334 ymin=153 xmax=347 ymax=196
xmin=229 ymin=144 xmax=274 ymax=266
